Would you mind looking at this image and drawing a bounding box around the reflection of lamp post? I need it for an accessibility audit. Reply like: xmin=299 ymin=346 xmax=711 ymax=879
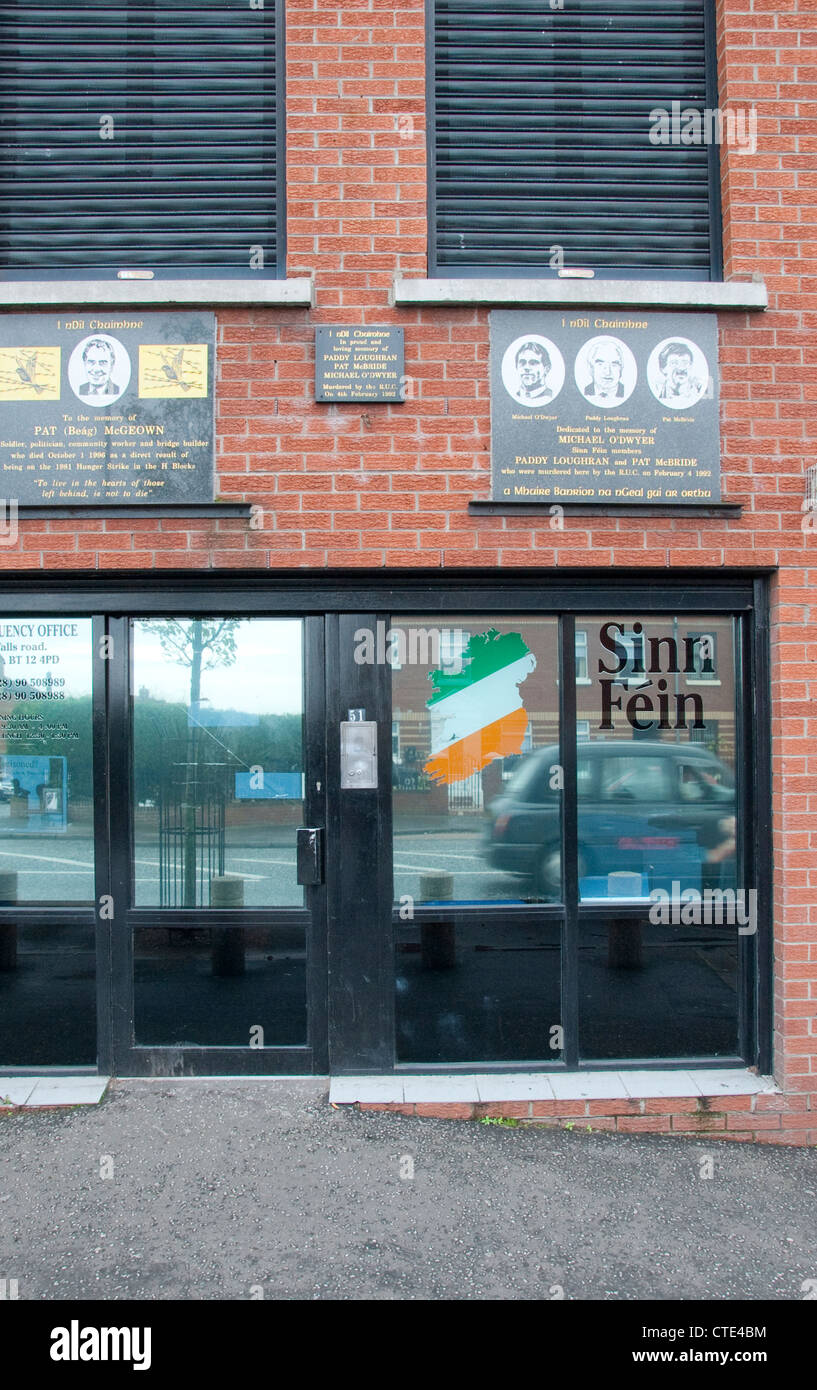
xmin=146 ymin=618 xmax=238 ymax=908
xmin=181 ymin=628 xmax=206 ymax=908
xmin=181 ymin=800 xmax=197 ymax=909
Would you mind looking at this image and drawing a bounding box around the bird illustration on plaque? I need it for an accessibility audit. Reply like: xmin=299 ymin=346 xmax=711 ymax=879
xmin=490 ymin=311 xmax=721 ymax=505
xmin=0 ymin=312 xmax=215 ymax=505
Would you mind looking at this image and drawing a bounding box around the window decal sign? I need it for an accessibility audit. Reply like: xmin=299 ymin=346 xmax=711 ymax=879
xmin=490 ymin=310 xmax=721 ymax=505
xmin=423 ymin=629 xmax=536 ymax=786
xmin=0 ymin=312 xmax=215 ymax=504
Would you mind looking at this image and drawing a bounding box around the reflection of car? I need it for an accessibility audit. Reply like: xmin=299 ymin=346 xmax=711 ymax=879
xmin=0 ymin=778 xmax=14 ymax=803
xmin=483 ymin=740 xmax=735 ymax=900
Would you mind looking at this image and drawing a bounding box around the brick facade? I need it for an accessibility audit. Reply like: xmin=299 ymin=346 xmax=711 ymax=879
xmin=2 ymin=0 xmax=815 ymax=1141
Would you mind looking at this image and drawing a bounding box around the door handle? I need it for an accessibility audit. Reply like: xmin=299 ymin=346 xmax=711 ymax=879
xmin=296 ymin=827 xmax=324 ymax=885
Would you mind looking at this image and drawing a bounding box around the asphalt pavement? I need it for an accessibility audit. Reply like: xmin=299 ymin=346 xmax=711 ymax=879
xmin=0 ymin=1079 xmax=815 ymax=1301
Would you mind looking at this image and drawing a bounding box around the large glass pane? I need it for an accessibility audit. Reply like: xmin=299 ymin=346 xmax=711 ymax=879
xmin=132 ymin=619 xmax=304 ymax=908
xmin=133 ymin=925 xmax=306 ymax=1047
xmin=0 ymin=618 xmax=94 ymax=902
xmin=575 ymin=617 xmax=737 ymax=903
xmin=0 ymin=616 xmax=95 ymax=1065
xmin=576 ymin=616 xmax=740 ymax=1060
xmin=391 ymin=617 xmax=561 ymax=1063
xmin=0 ymin=917 xmax=96 ymax=1065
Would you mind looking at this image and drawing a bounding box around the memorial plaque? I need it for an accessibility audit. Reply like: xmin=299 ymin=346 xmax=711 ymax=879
xmin=490 ymin=311 xmax=721 ymax=504
xmin=315 ymin=326 xmax=405 ymax=402
xmin=0 ymin=312 xmax=215 ymax=504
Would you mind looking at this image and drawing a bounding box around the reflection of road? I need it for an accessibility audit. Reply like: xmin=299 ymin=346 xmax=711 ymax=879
xmin=0 ymin=834 xmax=304 ymax=907
xmin=0 ymin=837 xmax=97 ymax=901
xmin=0 ymin=829 xmax=516 ymax=906
xmin=394 ymin=831 xmax=519 ymax=902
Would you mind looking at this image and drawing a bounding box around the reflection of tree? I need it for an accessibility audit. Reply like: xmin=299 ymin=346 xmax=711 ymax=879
xmin=142 ymin=620 xmax=239 ymax=905
xmin=144 ymin=619 xmax=238 ymax=716
xmin=133 ymin=698 xmax=187 ymax=802
xmin=134 ymin=704 xmax=302 ymax=799
xmin=231 ymin=715 xmax=302 ymax=774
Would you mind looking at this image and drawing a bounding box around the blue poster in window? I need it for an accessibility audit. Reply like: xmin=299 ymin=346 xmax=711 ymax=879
xmin=0 ymin=754 xmax=68 ymax=831
xmin=234 ymin=772 xmax=302 ymax=800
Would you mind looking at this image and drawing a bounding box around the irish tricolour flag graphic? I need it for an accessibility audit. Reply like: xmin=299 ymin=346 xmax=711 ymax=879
xmin=423 ymin=630 xmax=537 ymax=786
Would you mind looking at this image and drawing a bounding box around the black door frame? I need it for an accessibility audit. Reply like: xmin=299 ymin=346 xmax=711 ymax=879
xmin=102 ymin=610 xmax=329 ymax=1077
xmin=0 ymin=570 xmax=772 ymax=1077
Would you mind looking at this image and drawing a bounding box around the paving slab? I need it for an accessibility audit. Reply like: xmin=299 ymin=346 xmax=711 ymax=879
xmin=0 ymin=1080 xmax=37 ymax=1106
xmin=21 ymin=1077 xmax=110 ymax=1107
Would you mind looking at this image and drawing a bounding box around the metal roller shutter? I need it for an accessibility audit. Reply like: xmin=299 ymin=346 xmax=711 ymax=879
xmin=0 ymin=0 xmax=281 ymax=276
xmin=430 ymin=0 xmax=721 ymax=278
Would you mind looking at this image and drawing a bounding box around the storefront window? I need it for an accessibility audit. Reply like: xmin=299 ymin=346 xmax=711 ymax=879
xmin=391 ymin=618 xmax=561 ymax=1063
xmin=391 ymin=612 xmax=744 ymax=1066
xmin=0 ymin=616 xmax=95 ymax=1065
xmin=576 ymin=615 xmax=740 ymax=1060
xmin=0 ymin=618 xmax=94 ymax=902
xmin=576 ymin=616 xmax=737 ymax=904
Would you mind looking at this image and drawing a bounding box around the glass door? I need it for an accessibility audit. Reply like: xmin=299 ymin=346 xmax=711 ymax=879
xmin=114 ymin=615 xmax=327 ymax=1075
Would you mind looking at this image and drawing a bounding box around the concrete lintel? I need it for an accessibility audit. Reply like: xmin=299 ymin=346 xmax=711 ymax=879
xmin=391 ymin=276 xmax=768 ymax=311
xmin=0 ymin=278 xmax=314 ymax=309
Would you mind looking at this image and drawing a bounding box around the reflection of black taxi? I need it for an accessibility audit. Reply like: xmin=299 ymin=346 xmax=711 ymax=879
xmin=483 ymin=740 xmax=735 ymax=899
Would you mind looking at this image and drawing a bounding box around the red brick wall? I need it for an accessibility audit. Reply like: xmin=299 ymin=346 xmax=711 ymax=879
xmin=2 ymin=0 xmax=815 ymax=1127
xmin=359 ymin=1092 xmax=816 ymax=1146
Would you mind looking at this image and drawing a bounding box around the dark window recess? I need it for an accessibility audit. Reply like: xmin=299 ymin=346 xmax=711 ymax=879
xmin=430 ymin=0 xmax=721 ymax=278
xmin=0 ymin=0 xmax=281 ymax=275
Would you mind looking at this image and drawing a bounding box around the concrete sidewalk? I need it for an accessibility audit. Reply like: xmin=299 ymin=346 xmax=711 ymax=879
xmin=0 ymin=1078 xmax=814 ymax=1301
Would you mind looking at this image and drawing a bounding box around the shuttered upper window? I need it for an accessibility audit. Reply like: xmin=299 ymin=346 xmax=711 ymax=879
xmin=0 ymin=0 xmax=282 ymax=277
xmin=430 ymin=0 xmax=721 ymax=279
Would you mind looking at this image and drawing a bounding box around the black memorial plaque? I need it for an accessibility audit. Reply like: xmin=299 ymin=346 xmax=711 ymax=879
xmin=0 ymin=312 xmax=215 ymax=505
xmin=315 ymin=326 xmax=405 ymax=402
xmin=490 ymin=311 xmax=721 ymax=504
